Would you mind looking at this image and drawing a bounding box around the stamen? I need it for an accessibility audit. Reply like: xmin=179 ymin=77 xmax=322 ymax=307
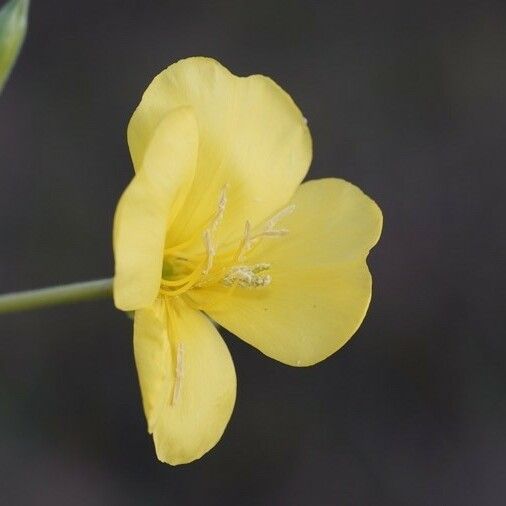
xmin=171 ymin=342 xmax=184 ymax=406
xmin=161 ymin=190 xmax=292 ymax=297
xmin=161 ymin=266 xmax=199 ymax=287
xmin=253 ymin=229 xmax=288 ymax=238
xmin=201 ymin=186 xmax=228 ymax=275
xmin=265 ymin=204 xmax=295 ymax=232
xmin=233 ymin=220 xmax=252 ymax=261
xmin=251 ymin=263 xmax=270 ymax=273
xmin=202 ymin=229 xmax=216 ymax=275
xmin=223 ymin=263 xmax=272 ymax=288
xmin=160 ymin=263 xmax=205 ymax=296
xmin=232 ymin=205 xmax=295 ymax=261
xmin=212 ymin=186 xmax=228 ymax=233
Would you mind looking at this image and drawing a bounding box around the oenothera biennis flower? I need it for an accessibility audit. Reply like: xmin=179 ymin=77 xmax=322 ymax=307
xmin=113 ymin=57 xmax=382 ymax=465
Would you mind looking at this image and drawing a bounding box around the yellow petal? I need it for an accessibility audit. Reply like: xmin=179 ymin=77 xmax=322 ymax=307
xmin=134 ymin=298 xmax=236 ymax=465
xmin=128 ymin=57 xmax=312 ymax=246
xmin=113 ymin=107 xmax=198 ymax=311
xmin=133 ymin=300 xmax=171 ymax=432
xmin=191 ymin=178 xmax=383 ymax=366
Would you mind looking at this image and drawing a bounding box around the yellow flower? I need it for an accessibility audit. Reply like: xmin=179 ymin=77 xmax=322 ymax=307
xmin=113 ymin=57 xmax=382 ymax=465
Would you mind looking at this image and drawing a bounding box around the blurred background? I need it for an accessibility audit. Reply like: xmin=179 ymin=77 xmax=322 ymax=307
xmin=1 ymin=0 xmax=505 ymax=504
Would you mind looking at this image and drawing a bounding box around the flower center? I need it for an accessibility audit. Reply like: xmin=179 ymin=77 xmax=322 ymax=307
xmin=159 ymin=187 xmax=294 ymax=297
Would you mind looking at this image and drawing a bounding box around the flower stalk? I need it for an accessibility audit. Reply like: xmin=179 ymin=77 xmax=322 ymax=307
xmin=0 ymin=278 xmax=113 ymax=314
xmin=0 ymin=0 xmax=30 ymax=93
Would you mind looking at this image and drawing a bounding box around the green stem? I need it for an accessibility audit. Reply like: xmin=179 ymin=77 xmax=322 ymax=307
xmin=0 ymin=278 xmax=113 ymax=314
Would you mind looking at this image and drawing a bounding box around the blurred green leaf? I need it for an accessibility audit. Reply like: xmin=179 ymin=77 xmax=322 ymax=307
xmin=0 ymin=0 xmax=29 ymax=93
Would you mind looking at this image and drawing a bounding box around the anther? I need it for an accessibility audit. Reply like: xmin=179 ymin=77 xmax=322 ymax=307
xmin=211 ymin=186 xmax=228 ymax=234
xmin=223 ymin=264 xmax=272 ymax=288
xmin=202 ymin=186 xmax=228 ymax=275
xmin=202 ymin=229 xmax=215 ymax=275
xmin=236 ymin=220 xmax=252 ymax=260
xmin=171 ymin=342 xmax=184 ymax=406
xmin=248 ymin=204 xmax=294 ymax=243
xmin=251 ymin=263 xmax=270 ymax=273
xmin=234 ymin=204 xmax=295 ymax=263
xmin=256 ymin=229 xmax=288 ymax=237
xmin=265 ymin=204 xmax=295 ymax=232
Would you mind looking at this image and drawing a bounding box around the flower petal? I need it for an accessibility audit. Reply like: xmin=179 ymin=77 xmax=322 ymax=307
xmin=134 ymin=298 xmax=236 ymax=465
xmin=113 ymin=107 xmax=198 ymax=311
xmin=128 ymin=57 xmax=312 ymax=246
xmin=191 ymin=178 xmax=383 ymax=366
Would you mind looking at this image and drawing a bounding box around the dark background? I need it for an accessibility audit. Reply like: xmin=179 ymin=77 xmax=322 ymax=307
xmin=1 ymin=1 xmax=505 ymax=504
